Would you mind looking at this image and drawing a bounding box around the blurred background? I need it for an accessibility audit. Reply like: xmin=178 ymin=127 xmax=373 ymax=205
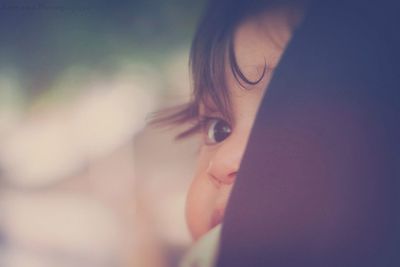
xmin=0 ymin=1 xmax=205 ymax=266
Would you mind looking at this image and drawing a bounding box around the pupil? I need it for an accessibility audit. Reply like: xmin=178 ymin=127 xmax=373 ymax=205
xmin=214 ymin=120 xmax=230 ymax=142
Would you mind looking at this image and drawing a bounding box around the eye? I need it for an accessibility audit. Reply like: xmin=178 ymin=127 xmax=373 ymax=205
xmin=204 ymin=118 xmax=232 ymax=145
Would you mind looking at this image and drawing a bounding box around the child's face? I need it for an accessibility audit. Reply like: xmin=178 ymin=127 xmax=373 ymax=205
xmin=186 ymin=7 xmax=300 ymax=240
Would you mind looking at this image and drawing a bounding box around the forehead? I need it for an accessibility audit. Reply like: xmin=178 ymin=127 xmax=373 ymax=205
xmin=226 ymin=8 xmax=296 ymax=95
xmin=232 ymin=6 xmax=297 ymax=78
xmin=222 ymin=7 xmax=301 ymax=117
xmin=196 ymin=6 xmax=301 ymax=116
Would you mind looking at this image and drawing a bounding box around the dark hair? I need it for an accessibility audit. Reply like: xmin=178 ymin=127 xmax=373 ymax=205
xmin=151 ymin=0 xmax=300 ymax=139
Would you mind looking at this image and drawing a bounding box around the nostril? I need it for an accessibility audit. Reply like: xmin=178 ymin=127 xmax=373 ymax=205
xmin=224 ymin=172 xmax=237 ymax=185
xmin=217 ymin=172 xmax=236 ymax=185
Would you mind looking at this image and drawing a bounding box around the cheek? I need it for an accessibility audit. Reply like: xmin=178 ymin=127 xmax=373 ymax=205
xmin=185 ymin=150 xmax=218 ymax=239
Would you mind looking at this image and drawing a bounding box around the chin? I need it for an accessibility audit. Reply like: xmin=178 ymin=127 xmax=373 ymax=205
xmin=188 ymin=219 xmax=212 ymax=241
xmin=210 ymin=208 xmax=224 ymax=230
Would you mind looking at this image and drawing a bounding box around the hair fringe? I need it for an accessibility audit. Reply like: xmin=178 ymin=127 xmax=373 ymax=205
xmin=148 ymin=102 xmax=201 ymax=140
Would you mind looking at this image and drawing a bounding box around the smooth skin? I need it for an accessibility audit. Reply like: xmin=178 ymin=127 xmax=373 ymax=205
xmin=185 ymin=6 xmax=302 ymax=240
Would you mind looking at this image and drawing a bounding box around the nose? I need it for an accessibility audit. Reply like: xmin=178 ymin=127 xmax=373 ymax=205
xmin=206 ymin=135 xmax=245 ymax=186
xmin=207 ymin=161 xmax=238 ymax=185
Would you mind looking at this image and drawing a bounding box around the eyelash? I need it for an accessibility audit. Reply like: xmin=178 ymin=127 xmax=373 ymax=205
xmin=173 ymin=109 xmax=233 ymax=143
xmin=200 ymin=114 xmax=221 ymax=125
xmin=187 ymin=116 xmax=217 ymax=134
xmin=177 ymin=115 xmax=222 ymax=137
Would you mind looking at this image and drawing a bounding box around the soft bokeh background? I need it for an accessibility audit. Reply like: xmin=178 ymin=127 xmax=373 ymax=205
xmin=0 ymin=1 xmax=204 ymax=266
